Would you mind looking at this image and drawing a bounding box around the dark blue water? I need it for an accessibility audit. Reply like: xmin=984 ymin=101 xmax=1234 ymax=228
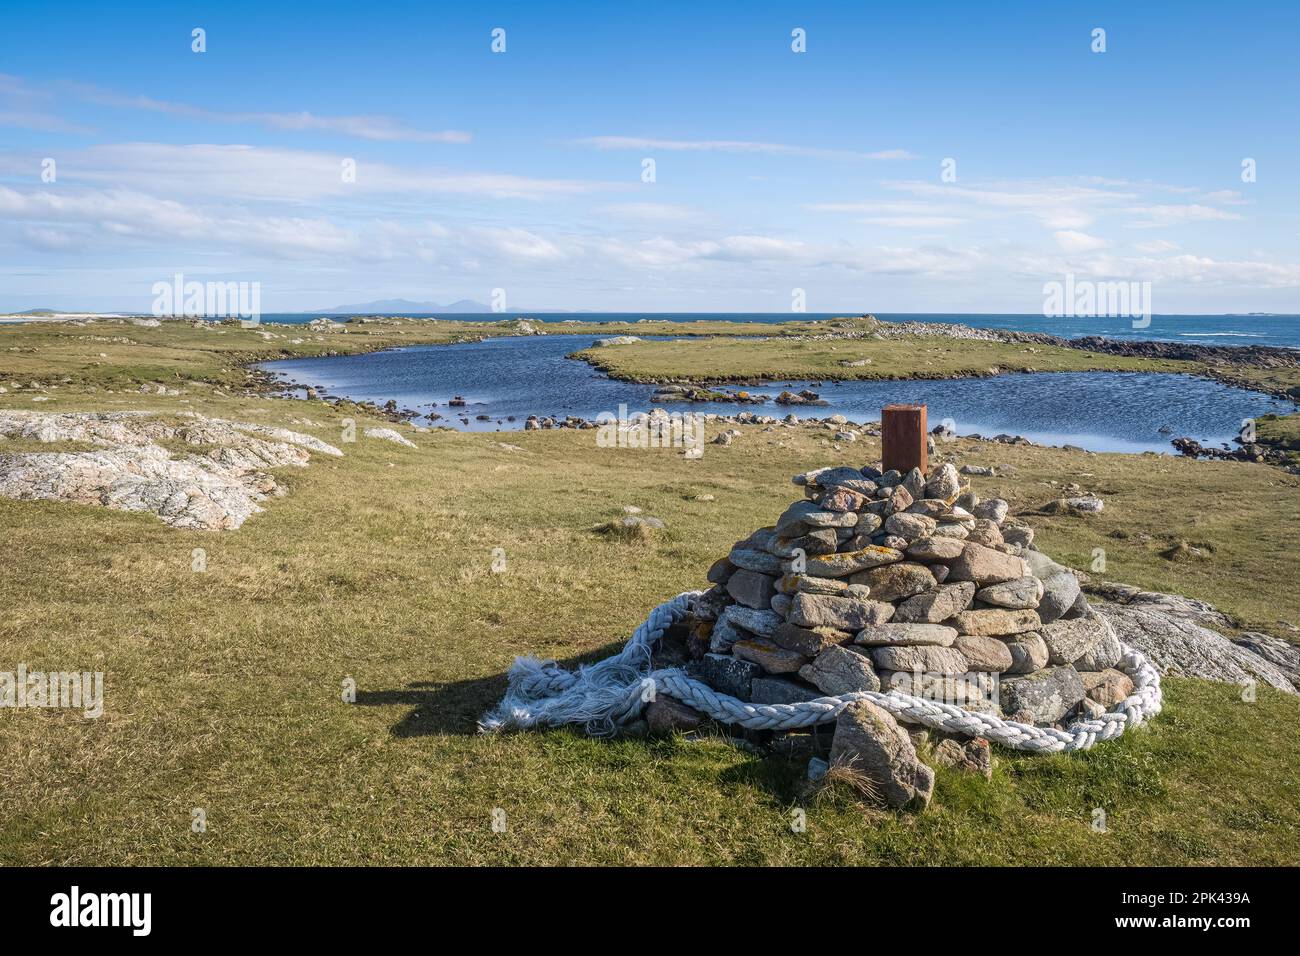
xmin=255 ymin=312 xmax=1300 ymax=349
xmin=260 ymin=334 xmax=1296 ymax=453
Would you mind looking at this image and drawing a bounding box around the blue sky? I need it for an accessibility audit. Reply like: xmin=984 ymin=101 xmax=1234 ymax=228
xmin=1 ymin=0 xmax=1298 ymax=313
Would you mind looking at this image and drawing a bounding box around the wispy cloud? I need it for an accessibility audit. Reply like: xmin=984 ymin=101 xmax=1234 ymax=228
xmin=69 ymin=83 xmax=470 ymax=143
xmin=577 ymin=136 xmax=915 ymax=161
xmin=0 ymin=143 xmax=619 ymax=201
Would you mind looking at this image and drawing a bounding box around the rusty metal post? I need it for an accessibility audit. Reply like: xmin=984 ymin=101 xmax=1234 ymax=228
xmin=881 ymin=403 xmax=928 ymax=475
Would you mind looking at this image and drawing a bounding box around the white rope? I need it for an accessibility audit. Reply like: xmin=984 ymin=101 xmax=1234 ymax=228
xmin=479 ymin=591 xmax=1163 ymax=753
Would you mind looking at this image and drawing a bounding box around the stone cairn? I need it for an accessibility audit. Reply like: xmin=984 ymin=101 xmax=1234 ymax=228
xmin=670 ymin=460 xmax=1135 ymax=810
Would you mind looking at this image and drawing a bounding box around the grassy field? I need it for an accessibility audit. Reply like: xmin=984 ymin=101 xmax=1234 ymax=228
xmin=573 ymin=334 xmax=1199 ymax=383
xmin=3 ymin=320 xmax=1300 ymax=865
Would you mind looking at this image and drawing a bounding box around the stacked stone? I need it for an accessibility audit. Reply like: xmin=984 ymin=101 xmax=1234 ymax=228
xmin=685 ymin=461 xmax=1135 ymax=730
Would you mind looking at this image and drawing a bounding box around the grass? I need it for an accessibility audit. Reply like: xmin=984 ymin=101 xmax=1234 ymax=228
xmin=2 ymin=319 xmax=1300 ymax=864
xmin=572 ymin=334 xmax=1199 ymax=383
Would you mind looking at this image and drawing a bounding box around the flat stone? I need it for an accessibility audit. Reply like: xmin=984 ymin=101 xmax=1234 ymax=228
xmin=998 ymin=666 xmax=1085 ymax=724
xmin=952 ymin=633 xmax=1014 ymax=672
xmin=769 ymin=528 xmax=838 ymax=557
xmin=775 ymin=573 xmax=847 ymax=595
xmin=947 ymin=542 xmax=1028 ymax=586
xmin=849 ymin=562 xmax=936 ymax=602
xmin=830 ymin=701 xmax=934 ymax=811
xmin=950 ymin=608 xmax=1041 ymax=637
xmin=786 ymin=546 xmax=903 ymax=578
xmin=1040 ymin=615 xmax=1108 ymax=665
xmin=871 ymin=645 xmax=969 ymax=675
xmin=725 ymin=569 xmax=777 ymax=609
xmin=854 ymin=623 xmax=958 ymax=647
xmin=799 ymin=644 xmax=881 ymax=695
xmin=976 ymin=575 xmax=1044 ymax=609
xmin=789 ymin=592 xmax=895 ymax=630
xmin=727 ymin=547 xmax=785 ymax=576
xmin=733 ymin=637 xmax=809 ymax=675
xmin=773 ymin=621 xmax=851 ymax=656
xmin=720 ymin=604 xmax=782 ymax=639
xmin=894 ymin=581 xmax=976 ymax=623
xmin=932 ymin=523 xmax=970 ymax=539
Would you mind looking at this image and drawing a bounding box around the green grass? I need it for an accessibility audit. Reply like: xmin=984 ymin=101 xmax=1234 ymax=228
xmin=2 ymin=320 xmax=1299 ymax=864
xmin=573 ymin=334 xmax=1199 ymax=383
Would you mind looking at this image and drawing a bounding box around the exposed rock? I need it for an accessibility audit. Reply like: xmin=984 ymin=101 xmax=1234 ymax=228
xmin=880 ymin=671 xmax=1000 ymax=714
xmin=830 ymin=700 xmax=934 ymax=811
xmin=0 ymin=410 xmax=341 ymax=530
xmin=905 ymin=536 xmax=966 ymax=562
xmin=923 ymin=462 xmax=961 ymax=501
xmin=363 ymin=426 xmax=417 ymax=447
xmin=1233 ymin=632 xmax=1300 ymax=688
xmin=1097 ymin=602 xmax=1295 ymax=692
xmin=720 ymin=605 xmax=782 ymax=640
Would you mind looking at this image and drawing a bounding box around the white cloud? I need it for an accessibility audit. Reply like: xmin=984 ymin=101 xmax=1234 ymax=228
xmin=66 ymin=83 xmax=469 ymax=143
xmin=1125 ymin=204 xmax=1244 ymax=228
xmin=0 ymin=143 xmax=618 ymax=202
xmin=1054 ymin=230 xmax=1109 ymax=253
xmin=577 ymin=136 xmax=916 ymax=161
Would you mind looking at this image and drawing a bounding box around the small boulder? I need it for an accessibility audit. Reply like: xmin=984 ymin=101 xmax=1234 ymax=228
xmin=829 ymin=700 xmax=935 ymax=811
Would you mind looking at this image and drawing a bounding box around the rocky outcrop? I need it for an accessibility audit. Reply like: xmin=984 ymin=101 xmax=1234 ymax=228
xmin=0 ymin=410 xmax=341 ymax=530
xmin=1094 ymin=601 xmax=1296 ymax=693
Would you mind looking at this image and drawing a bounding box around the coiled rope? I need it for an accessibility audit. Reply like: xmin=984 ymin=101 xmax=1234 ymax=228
xmin=479 ymin=591 xmax=1162 ymax=753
